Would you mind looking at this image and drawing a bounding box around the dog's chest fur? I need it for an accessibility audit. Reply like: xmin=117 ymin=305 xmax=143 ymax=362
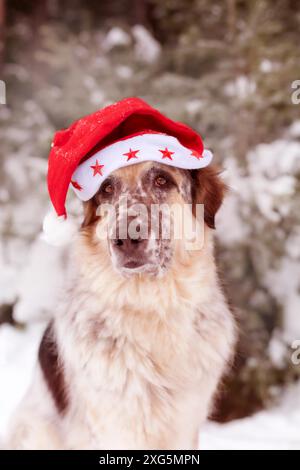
xmin=7 ymin=233 xmax=235 ymax=450
xmin=47 ymin=238 xmax=235 ymax=449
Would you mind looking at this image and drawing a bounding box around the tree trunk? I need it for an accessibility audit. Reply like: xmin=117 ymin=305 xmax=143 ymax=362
xmin=227 ymin=0 xmax=236 ymax=42
xmin=132 ymin=0 xmax=148 ymax=26
xmin=33 ymin=0 xmax=48 ymax=31
xmin=29 ymin=0 xmax=49 ymax=87
xmin=0 ymin=0 xmax=6 ymax=72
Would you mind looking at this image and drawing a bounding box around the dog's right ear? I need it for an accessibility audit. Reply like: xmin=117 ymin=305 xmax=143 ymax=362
xmin=81 ymin=198 xmax=99 ymax=228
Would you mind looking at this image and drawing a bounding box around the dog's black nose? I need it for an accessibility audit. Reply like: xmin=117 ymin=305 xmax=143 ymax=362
xmin=113 ymin=235 xmax=147 ymax=255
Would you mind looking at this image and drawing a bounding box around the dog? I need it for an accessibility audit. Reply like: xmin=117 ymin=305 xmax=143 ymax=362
xmin=6 ymin=161 xmax=236 ymax=449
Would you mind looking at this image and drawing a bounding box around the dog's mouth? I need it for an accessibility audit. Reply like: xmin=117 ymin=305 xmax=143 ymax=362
xmin=120 ymin=262 xmax=159 ymax=277
xmin=123 ymin=260 xmax=140 ymax=269
xmin=111 ymin=251 xmax=163 ymax=277
xmin=123 ymin=259 xmax=146 ymax=270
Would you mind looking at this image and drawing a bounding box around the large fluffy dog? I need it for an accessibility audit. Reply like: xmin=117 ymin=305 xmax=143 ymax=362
xmin=7 ymin=161 xmax=235 ymax=449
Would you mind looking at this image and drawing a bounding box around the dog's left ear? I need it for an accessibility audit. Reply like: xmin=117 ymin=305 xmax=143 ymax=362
xmin=190 ymin=165 xmax=227 ymax=229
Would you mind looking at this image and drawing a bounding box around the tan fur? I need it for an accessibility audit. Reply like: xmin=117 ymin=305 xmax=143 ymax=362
xmin=6 ymin=163 xmax=236 ymax=449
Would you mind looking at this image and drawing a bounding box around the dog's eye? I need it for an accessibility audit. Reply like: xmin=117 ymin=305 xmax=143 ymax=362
xmin=101 ymin=180 xmax=114 ymax=195
xmin=154 ymin=175 xmax=167 ymax=187
xmin=104 ymin=184 xmax=113 ymax=194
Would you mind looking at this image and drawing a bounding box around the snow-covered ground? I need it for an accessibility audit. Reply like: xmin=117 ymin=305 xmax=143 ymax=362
xmin=0 ymin=322 xmax=45 ymax=439
xmin=0 ymin=319 xmax=299 ymax=450
xmin=202 ymin=384 xmax=300 ymax=450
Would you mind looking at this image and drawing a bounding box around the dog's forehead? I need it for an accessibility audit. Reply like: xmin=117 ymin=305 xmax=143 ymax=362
xmin=112 ymin=161 xmax=151 ymax=185
xmin=111 ymin=161 xmax=187 ymax=187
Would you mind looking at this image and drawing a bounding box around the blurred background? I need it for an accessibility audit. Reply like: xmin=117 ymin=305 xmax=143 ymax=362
xmin=0 ymin=0 xmax=300 ymax=449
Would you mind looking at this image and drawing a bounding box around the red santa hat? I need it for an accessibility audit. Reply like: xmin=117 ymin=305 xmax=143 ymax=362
xmin=44 ymin=97 xmax=213 ymax=245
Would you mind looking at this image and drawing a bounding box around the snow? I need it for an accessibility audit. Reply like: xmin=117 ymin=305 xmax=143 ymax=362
xmin=268 ymin=331 xmax=287 ymax=368
xmin=201 ymin=384 xmax=300 ymax=450
xmin=265 ymin=258 xmax=300 ymax=341
xmin=0 ymin=264 xmax=18 ymax=305
xmin=247 ymin=140 xmax=300 ymax=176
xmin=0 ymin=322 xmax=45 ymax=439
xmin=288 ymin=120 xmax=300 ymax=138
xmin=185 ymin=99 xmax=204 ymax=116
xmin=0 ymin=79 xmax=6 ymax=105
xmin=102 ymin=27 xmax=131 ymax=51
xmin=13 ymin=238 xmax=65 ymax=323
xmin=259 ymin=59 xmax=279 ymax=74
xmin=218 ymin=138 xmax=300 ymax=345
xmin=216 ymin=157 xmax=250 ymax=245
xmin=245 ymin=141 xmax=300 ymax=222
xmin=132 ymin=25 xmax=161 ymax=64
xmin=0 ymin=238 xmax=30 ymax=305
xmin=224 ymin=76 xmax=256 ymax=100
xmin=116 ymin=65 xmax=133 ymax=80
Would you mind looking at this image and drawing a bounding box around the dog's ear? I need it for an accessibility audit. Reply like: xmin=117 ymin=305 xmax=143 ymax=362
xmin=190 ymin=165 xmax=227 ymax=229
xmin=81 ymin=198 xmax=99 ymax=228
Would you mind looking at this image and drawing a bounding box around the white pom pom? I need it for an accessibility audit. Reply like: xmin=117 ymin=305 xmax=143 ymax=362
xmin=41 ymin=210 xmax=78 ymax=247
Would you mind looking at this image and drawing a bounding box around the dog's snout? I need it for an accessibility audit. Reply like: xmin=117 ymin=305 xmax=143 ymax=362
xmin=109 ymin=208 xmax=159 ymax=274
xmin=112 ymin=215 xmax=149 ymax=260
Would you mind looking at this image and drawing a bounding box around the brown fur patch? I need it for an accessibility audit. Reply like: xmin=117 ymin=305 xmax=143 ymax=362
xmin=38 ymin=322 xmax=68 ymax=415
xmin=190 ymin=165 xmax=227 ymax=229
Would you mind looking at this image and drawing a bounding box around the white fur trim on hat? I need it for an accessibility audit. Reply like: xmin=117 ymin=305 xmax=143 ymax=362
xmin=42 ymin=210 xmax=78 ymax=247
xmin=70 ymin=133 xmax=213 ymax=201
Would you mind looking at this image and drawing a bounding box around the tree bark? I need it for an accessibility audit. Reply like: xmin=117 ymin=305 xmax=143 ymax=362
xmin=33 ymin=0 xmax=48 ymax=31
xmin=0 ymin=0 xmax=6 ymax=72
xmin=227 ymin=0 xmax=236 ymax=42
xmin=132 ymin=0 xmax=148 ymax=26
